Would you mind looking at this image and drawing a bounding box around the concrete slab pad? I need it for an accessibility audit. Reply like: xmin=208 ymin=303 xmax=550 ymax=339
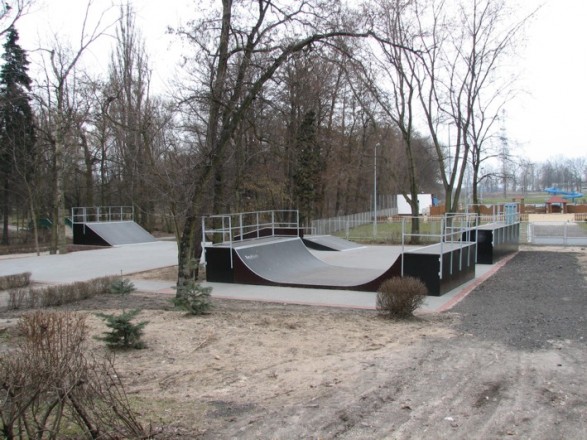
xmin=0 ymin=241 xmax=177 ymax=283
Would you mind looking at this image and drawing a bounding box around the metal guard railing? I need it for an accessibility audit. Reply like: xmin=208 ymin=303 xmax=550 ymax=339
xmin=201 ymin=210 xmax=300 ymax=269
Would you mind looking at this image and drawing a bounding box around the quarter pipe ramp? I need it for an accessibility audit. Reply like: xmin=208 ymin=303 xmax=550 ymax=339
xmin=73 ymin=221 xmax=157 ymax=246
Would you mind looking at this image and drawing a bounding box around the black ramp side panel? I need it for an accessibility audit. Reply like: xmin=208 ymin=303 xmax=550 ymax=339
xmin=73 ymin=223 xmax=109 ymax=246
xmin=79 ymin=222 xmax=156 ymax=246
xmin=205 ymin=246 xmax=234 ymax=283
xmin=232 ymin=237 xmax=402 ymax=291
xmin=403 ymin=242 xmax=476 ymax=296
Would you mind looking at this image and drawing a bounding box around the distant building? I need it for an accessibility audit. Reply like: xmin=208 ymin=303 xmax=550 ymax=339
xmin=396 ymin=194 xmax=434 ymax=215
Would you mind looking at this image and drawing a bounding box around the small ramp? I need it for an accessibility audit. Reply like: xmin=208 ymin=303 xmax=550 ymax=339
xmin=206 ymin=237 xmax=401 ymax=292
xmin=73 ymin=221 xmax=156 ymax=246
xmin=302 ymin=235 xmax=365 ymax=251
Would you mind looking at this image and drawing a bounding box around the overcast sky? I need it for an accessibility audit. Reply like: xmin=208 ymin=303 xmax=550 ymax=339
xmin=15 ymin=0 xmax=587 ymax=164
xmin=507 ymin=0 xmax=587 ymax=163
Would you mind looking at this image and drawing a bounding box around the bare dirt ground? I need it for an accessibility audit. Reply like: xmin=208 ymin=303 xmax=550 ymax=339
xmin=1 ymin=246 xmax=586 ymax=439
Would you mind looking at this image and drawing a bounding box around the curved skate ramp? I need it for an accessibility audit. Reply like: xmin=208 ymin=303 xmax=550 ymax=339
xmin=230 ymin=237 xmax=401 ymax=291
xmin=205 ymin=236 xmax=477 ymax=295
xmin=302 ymin=235 xmax=365 ymax=251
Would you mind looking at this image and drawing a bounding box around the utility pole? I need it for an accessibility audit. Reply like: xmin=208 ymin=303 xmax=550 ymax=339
xmin=500 ymin=110 xmax=509 ymax=198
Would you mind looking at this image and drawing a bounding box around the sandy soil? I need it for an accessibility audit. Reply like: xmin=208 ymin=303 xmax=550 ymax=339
xmin=1 ymin=246 xmax=586 ymax=439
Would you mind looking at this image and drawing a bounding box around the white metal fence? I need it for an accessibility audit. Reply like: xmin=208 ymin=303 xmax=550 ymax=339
xmin=310 ymin=203 xmax=526 ymax=244
xmin=526 ymin=221 xmax=587 ymax=245
xmin=310 ymin=207 xmax=398 ymax=237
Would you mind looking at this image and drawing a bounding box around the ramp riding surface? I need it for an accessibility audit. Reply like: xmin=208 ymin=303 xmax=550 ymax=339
xmin=73 ymin=221 xmax=156 ymax=246
xmin=206 ymin=237 xmax=401 ymax=291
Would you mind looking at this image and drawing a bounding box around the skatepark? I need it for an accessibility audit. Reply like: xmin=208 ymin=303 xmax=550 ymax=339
xmin=200 ymin=208 xmax=520 ymax=296
xmin=0 ymin=206 xmax=521 ymax=313
xmin=0 ymin=233 xmax=504 ymax=313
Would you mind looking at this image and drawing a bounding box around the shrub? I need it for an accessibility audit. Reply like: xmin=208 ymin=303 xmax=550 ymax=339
xmin=4 ymin=276 xmax=116 ymax=311
xmin=376 ymin=276 xmax=427 ymax=319
xmin=172 ymin=280 xmax=213 ymax=315
xmin=0 ymin=311 xmax=149 ymax=439
xmin=0 ymin=271 xmax=31 ymax=290
xmin=7 ymin=288 xmax=28 ymax=309
xmin=96 ymin=309 xmax=149 ymax=349
xmin=94 ymin=275 xmax=116 ymax=293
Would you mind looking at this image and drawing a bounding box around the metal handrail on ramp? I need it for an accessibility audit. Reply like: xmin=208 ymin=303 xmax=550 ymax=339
xmin=71 ymin=206 xmax=134 ymax=224
xmin=201 ymin=210 xmax=300 ymax=268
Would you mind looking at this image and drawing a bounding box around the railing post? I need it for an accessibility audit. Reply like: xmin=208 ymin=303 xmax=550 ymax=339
xmin=439 ymin=217 xmax=445 ymax=280
xmin=228 ymin=216 xmax=233 ymax=269
xmin=256 ymin=212 xmax=260 ymax=239
xmin=201 ymin=216 xmax=206 ymax=245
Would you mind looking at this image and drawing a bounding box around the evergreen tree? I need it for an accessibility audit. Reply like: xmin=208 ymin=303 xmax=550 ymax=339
xmin=0 ymin=26 xmax=36 ymax=245
xmin=293 ymin=110 xmax=324 ymax=225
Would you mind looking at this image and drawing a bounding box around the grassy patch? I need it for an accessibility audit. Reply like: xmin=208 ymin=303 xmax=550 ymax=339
xmin=334 ymin=219 xmax=444 ymax=244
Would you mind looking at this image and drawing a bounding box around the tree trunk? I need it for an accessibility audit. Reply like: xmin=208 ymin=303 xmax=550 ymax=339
xmin=80 ymin=131 xmax=94 ymax=207
xmin=28 ymin=188 xmax=40 ymax=255
xmin=177 ymin=209 xmax=202 ymax=286
xmin=52 ymin=117 xmax=68 ymax=255
xmin=2 ymin=176 xmax=9 ymax=245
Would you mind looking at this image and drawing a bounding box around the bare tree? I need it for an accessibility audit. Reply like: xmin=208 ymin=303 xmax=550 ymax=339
xmin=172 ymin=0 xmax=383 ymax=287
xmin=103 ymin=4 xmax=158 ymax=229
xmin=355 ymin=0 xmax=431 ymax=241
xmin=34 ymin=1 xmax=116 ymax=253
xmin=565 ymin=157 xmax=586 ymax=193
xmin=407 ymin=0 xmax=531 ymax=214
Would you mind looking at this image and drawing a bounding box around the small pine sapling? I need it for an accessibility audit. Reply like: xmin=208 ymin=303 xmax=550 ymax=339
xmin=96 ymin=309 xmax=148 ymax=349
xmin=110 ymin=272 xmax=136 ymax=294
xmin=172 ymin=280 xmax=213 ymax=315
xmin=98 ymin=272 xmax=147 ymax=348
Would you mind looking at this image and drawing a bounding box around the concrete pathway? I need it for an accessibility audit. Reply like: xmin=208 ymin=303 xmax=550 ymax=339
xmin=131 ymin=259 xmax=508 ymax=314
xmin=0 ymin=241 xmax=178 ymax=283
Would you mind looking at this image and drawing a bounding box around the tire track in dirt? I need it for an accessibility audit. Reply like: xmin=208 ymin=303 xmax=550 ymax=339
xmin=334 ymin=338 xmax=516 ymax=440
xmin=334 ymin=339 xmax=587 ymax=440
